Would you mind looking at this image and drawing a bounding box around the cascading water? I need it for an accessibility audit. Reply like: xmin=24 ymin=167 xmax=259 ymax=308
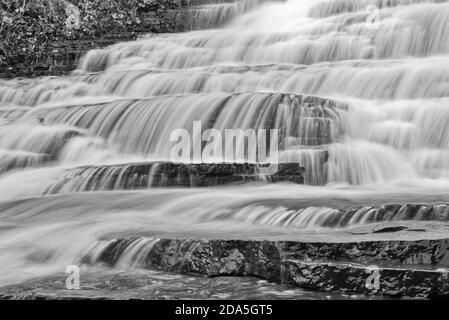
xmin=0 ymin=0 xmax=449 ymax=287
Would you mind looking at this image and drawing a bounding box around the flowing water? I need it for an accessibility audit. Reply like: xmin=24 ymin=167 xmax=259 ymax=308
xmin=0 ymin=0 xmax=449 ymax=292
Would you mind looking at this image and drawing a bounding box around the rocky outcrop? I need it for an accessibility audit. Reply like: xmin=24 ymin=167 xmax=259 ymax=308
xmin=279 ymin=239 xmax=449 ymax=266
xmin=0 ymin=0 xmax=275 ymax=78
xmin=235 ymin=203 xmax=449 ymax=228
xmin=0 ymin=35 xmax=143 ymax=78
xmin=0 ymin=236 xmax=447 ymax=299
xmin=83 ymin=237 xmax=449 ymax=298
xmin=281 ymin=260 xmax=449 ymax=298
xmin=48 ymin=162 xmax=305 ymax=193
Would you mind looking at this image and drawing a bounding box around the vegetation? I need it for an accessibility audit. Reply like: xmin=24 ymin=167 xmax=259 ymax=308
xmin=0 ymin=0 xmax=179 ymax=68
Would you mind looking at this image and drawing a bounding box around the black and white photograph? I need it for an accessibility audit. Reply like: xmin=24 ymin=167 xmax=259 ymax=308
xmin=0 ymin=0 xmax=448 ymax=309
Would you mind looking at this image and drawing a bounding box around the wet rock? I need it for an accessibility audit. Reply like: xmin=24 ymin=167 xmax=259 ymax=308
xmin=48 ymin=162 xmax=305 ymax=193
xmin=88 ymin=237 xmax=449 ymax=298
xmin=280 ymin=260 xmax=446 ymax=298
xmin=372 ymin=226 xmax=410 ymax=234
xmin=217 ymin=249 xmax=245 ymax=275
xmin=314 ymin=204 xmax=449 ymax=228
xmin=280 ymin=239 xmax=449 ymax=267
xmin=95 ymin=238 xmax=281 ymax=280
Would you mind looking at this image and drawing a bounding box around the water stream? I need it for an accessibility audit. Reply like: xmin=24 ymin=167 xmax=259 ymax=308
xmin=0 ymin=0 xmax=448 ymax=290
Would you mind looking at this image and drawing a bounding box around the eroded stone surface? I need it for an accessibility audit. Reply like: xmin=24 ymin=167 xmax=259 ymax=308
xmin=81 ymin=237 xmax=449 ymax=298
xmin=281 ymin=260 xmax=449 ymax=298
xmin=47 ymin=162 xmax=305 ymax=192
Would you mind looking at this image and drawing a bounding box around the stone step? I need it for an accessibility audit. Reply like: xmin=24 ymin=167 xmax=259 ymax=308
xmin=32 ymin=92 xmax=343 ymax=152
xmin=83 ymin=237 xmax=449 ymax=298
xmin=47 ymin=162 xmax=305 ymax=193
xmin=281 ymin=259 xmax=449 ymax=298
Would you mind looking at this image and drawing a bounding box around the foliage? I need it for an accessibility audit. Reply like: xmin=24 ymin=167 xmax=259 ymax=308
xmin=0 ymin=0 xmax=67 ymax=66
xmin=0 ymin=0 xmax=179 ymax=68
xmin=68 ymin=0 xmax=179 ymax=37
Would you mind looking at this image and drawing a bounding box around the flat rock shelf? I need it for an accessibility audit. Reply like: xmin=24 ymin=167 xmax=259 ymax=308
xmin=2 ymin=233 xmax=449 ymax=299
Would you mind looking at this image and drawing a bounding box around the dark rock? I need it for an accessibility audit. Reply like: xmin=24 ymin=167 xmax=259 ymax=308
xmin=47 ymin=162 xmax=305 ymax=193
xmin=280 ymin=260 xmax=446 ymax=298
xmin=372 ymin=226 xmax=410 ymax=234
xmin=86 ymin=237 xmax=449 ymax=298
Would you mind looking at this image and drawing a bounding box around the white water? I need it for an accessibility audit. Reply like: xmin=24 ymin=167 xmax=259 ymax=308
xmin=0 ymin=0 xmax=449 ymax=286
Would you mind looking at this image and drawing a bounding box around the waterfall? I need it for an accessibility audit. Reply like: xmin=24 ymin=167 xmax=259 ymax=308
xmin=1 ymin=0 xmax=449 ymax=188
xmin=0 ymin=0 xmax=449 ymax=286
xmin=1 ymin=0 xmax=448 ymax=187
